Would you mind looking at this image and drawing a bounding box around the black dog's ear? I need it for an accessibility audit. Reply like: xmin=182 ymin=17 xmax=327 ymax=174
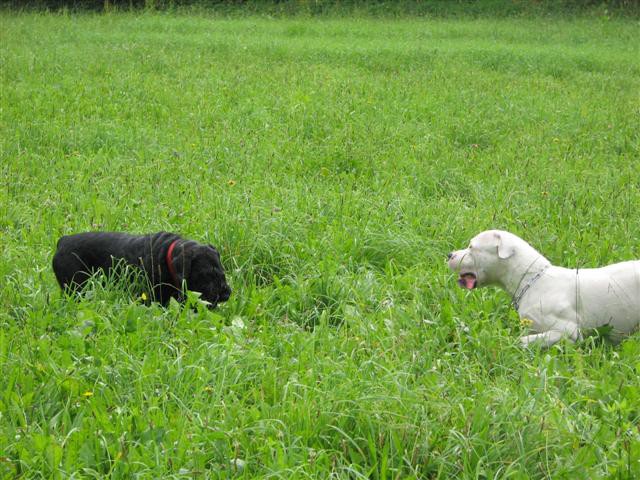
xmin=172 ymin=243 xmax=193 ymax=287
xmin=207 ymin=244 xmax=223 ymax=262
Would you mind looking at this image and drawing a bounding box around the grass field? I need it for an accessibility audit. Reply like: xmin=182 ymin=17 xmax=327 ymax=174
xmin=1 ymin=10 xmax=640 ymax=479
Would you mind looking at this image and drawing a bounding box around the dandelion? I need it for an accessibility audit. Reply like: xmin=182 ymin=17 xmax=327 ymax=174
xmin=82 ymin=391 xmax=93 ymax=398
xmin=228 ymin=180 xmax=236 ymax=186
xmin=140 ymin=292 xmax=148 ymax=301
xmin=204 ymin=386 xmax=214 ymax=393
xmin=230 ymin=458 xmax=246 ymax=472
xmin=520 ymin=318 xmax=533 ymax=327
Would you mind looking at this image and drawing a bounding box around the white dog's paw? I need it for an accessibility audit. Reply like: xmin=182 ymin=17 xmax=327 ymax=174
xmin=520 ymin=335 xmax=533 ymax=348
xmin=520 ymin=331 xmax=569 ymax=348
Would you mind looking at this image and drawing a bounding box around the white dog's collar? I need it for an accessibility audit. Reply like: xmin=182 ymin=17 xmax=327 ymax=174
xmin=513 ymin=265 xmax=550 ymax=311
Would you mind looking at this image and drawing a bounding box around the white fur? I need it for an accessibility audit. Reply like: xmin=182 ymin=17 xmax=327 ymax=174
xmin=448 ymin=230 xmax=640 ymax=347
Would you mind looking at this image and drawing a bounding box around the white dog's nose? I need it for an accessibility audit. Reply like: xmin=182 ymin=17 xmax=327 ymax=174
xmin=447 ymin=252 xmax=454 ymax=260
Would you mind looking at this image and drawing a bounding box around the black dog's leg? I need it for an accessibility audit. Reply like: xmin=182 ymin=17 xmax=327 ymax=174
xmin=52 ymin=252 xmax=92 ymax=294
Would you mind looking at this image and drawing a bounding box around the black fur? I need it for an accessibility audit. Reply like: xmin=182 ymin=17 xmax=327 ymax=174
xmin=52 ymin=231 xmax=231 ymax=307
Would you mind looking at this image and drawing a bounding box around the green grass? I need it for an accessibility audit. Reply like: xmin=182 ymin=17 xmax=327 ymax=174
xmin=1 ymin=10 xmax=640 ymax=479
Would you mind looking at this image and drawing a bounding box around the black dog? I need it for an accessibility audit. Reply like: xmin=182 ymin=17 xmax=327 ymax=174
xmin=52 ymin=231 xmax=231 ymax=307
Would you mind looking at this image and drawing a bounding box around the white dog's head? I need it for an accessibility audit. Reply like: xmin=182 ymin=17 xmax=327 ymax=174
xmin=447 ymin=230 xmax=522 ymax=290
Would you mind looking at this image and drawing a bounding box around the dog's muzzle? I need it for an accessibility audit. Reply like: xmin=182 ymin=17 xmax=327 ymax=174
xmin=458 ymin=273 xmax=477 ymax=289
xmin=447 ymin=251 xmax=477 ymax=289
xmin=219 ymin=286 xmax=231 ymax=302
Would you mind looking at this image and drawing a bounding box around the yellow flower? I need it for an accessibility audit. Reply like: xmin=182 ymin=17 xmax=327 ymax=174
xmin=520 ymin=318 xmax=533 ymax=327
xmin=82 ymin=391 xmax=93 ymax=398
xmin=140 ymin=292 xmax=148 ymax=301
xmin=204 ymin=386 xmax=214 ymax=393
xmin=228 ymin=180 xmax=236 ymax=186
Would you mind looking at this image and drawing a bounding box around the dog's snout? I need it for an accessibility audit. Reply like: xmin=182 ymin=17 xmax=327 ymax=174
xmin=219 ymin=285 xmax=231 ymax=302
xmin=447 ymin=252 xmax=454 ymax=260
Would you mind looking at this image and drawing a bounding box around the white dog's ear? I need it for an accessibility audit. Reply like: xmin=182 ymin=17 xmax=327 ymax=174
xmin=495 ymin=232 xmax=515 ymax=259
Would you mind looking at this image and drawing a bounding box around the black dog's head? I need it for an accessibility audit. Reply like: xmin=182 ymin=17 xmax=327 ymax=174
xmin=173 ymin=243 xmax=231 ymax=308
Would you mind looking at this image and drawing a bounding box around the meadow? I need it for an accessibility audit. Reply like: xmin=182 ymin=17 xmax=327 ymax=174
xmin=1 ymin=9 xmax=640 ymax=479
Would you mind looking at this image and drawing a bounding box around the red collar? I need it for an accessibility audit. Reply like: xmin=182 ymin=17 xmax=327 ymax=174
xmin=166 ymin=240 xmax=180 ymax=288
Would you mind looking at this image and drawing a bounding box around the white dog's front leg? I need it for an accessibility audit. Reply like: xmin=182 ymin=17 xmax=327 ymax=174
xmin=520 ymin=330 xmax=571 ymax=348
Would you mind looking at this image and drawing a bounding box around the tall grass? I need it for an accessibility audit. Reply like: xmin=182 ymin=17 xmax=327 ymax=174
xmin=4 ymin=1 xmax=640 ymax=18
xmin=1 ymin=11 xmax=639 ymax=479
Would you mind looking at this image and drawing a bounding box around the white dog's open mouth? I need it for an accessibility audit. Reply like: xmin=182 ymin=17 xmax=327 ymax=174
xmin=458 ymin=273 xmax=477 ymax=289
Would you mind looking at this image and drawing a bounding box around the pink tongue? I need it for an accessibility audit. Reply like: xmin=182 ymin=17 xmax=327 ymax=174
xmin=458 ymin=274 xmax=476 ymax=289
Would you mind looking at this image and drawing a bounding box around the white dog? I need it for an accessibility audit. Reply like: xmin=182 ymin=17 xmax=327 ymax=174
xmin=448 ymin=230 xmax=640 ymax=347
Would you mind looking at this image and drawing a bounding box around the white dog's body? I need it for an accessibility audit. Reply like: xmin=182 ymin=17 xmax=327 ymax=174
xmin=448 ymin=230 xmax=640 ymax=347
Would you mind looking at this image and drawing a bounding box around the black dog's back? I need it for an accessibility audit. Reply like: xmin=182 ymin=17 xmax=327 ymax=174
xmin=53 ymin=232 xmax=154 ymax=290
xmin=52 ymin=231 xmax=231 ymax=307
